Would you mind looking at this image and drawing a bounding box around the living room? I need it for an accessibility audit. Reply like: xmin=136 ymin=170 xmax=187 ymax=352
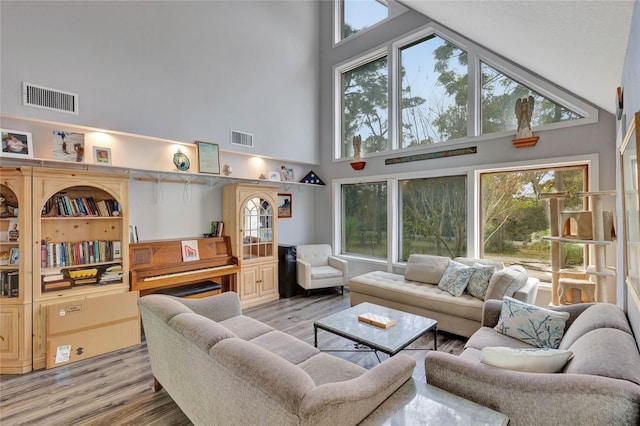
xmin=1 ymin=0 xmax=639 ymax=424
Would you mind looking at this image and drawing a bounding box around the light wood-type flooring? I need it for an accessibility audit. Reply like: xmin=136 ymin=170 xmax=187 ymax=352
xmin=0 ymin=289 xmax=466 ymax=425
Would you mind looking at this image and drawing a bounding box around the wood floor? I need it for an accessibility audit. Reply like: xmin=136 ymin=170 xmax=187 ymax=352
xmin=0 ymin=290 xmax=466 ymax=425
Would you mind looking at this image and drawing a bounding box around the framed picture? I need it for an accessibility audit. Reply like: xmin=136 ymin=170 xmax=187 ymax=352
xmin=9 ymin=248 xmax=19 ymax=265
xmin=268 ymin=171 xmax=281 ymax=181
xmin=93 ymin=146 xmax=112 ymax=165
xmin=196 ymin=141 xmax=220 ymax=174
xmin=8 ymin=219 xmax=19 ymax=241
xmin=278 ymin=193 xmax=292 ymax=218
xmin=280 ymin=166 xmax=294 ymax=181
xmin=1 ymin=129 xmax=33 ymax=159
xmin=53 ymin=130 xmax=85 ymax=162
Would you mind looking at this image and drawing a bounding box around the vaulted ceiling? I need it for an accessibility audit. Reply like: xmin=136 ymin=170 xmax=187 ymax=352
xmin=401 ymin=0 xmax=635 ymax=115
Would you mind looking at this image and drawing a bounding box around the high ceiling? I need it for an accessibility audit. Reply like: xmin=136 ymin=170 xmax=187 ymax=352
xmin=401 ymin=0 xmax=635 ymax=115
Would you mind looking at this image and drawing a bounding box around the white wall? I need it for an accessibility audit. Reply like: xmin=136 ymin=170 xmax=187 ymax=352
xmin=0 ymin=1 xmax=320 ymax=165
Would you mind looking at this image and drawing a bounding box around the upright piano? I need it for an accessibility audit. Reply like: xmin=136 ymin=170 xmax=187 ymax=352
xmin=129 ymin=236 xmax=239 ymax=297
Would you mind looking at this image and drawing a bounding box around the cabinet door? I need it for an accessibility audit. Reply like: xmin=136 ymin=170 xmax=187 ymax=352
xmin=0 ymin=305 xmax=20 ymax=361
xmin=259 ymin=262 xmax=278 ymax=296
xmin=240 ymin=266 xmax=260 ymax=301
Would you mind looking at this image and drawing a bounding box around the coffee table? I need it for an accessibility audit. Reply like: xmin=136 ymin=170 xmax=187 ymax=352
xmin=314 ymin=302 xmax=437 ymax=361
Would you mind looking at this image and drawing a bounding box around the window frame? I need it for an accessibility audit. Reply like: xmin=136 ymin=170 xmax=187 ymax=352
xmin=333 ymin=0 xmax=409 ymax=46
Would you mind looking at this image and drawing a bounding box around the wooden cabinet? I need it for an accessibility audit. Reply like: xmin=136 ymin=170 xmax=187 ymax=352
xmin=30 ymin=168 xmax=136 ymax=370
xmin=223 ymin=184 xmax=279 ymax=308
xmin=0 ymin=167 xmax=32 ymax=374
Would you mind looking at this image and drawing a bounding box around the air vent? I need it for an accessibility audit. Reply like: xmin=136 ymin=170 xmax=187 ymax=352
xmin=230 ymin=130 xmax=254 ymax=148
xmin=22 ymin=82 xmax=78 ymax=115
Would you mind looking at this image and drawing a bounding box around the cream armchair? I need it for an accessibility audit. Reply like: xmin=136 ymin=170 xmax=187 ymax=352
xmin=296 ymin=244 xmax=348 ymax=295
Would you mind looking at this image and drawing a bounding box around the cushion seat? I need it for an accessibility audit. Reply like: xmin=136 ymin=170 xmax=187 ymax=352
xmin=311 ymin=265 xmax=344 ymax=280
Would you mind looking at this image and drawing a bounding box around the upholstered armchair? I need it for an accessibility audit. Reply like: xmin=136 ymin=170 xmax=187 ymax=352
xmin=296 ymin=244 xmax=348 ymax=295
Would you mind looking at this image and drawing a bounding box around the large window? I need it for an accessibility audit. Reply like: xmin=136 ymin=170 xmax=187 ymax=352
xmin=340 ymin=0 xmax=388 ymax=41
xmin=399 ymin=176 xmax=467 ymax=260
xmin=480 ymin=62 xmax=582 ymax=135
xmin=400 ymin=36 xmax=468 ymax=147
xmin=342 ymin=182 xmax=387 ymax=258
xmin=480 ymin=165 xmax=587 ymax=282
xmin=341 ymin=55 xmax=388 ymax=158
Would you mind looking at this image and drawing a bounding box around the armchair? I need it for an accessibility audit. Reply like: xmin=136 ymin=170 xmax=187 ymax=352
xmin=296 ymin=244 xmax=348 ymax=296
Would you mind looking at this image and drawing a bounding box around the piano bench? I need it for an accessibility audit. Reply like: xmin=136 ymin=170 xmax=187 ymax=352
xmin=155 ymin=282 xmax=222 ymax=299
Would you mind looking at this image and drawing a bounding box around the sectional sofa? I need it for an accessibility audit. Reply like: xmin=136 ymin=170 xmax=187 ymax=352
xmin=138 ymin=292 xmax=416 ymax=426
xmin=349 ymin=254 xmax=539 ymax=337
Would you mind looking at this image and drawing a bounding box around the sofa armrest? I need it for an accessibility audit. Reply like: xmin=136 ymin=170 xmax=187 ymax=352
xmin=175 ymin=291 xmax=242 ymax=321
xmin=512 ymin=277 xmax=539 ymax=304
xmin=425 ymin=351 xmax=640 ymax=425
xmin=300 ymin=354 xmax=415 ymax=424
xmin=297 ymin=258 xmax=312 ymax=285
xmin=481 ymin=299 xmax=503 ymax=327
xmin=328 ymin=256 xmax=348 ymax=284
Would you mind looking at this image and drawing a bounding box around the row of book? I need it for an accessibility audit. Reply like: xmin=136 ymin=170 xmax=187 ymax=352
xmin=42 ymin=264 xmax=123 ymax=292
xmin=42 ymin=195 xmax=120 ymax=217
xmin=0 ymin=270 xmax=19 ymax=297
xmin=41 ymin=240 xmax=122 ymax=268
xmin=209 ymin=221 xmax=224 ymax=237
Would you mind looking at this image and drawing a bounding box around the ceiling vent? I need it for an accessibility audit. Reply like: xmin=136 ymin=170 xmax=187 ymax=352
xmin=22 ymin=82 xmax=78 ymax=115
xmin=230 ymin=130 xmax=254 ymax=148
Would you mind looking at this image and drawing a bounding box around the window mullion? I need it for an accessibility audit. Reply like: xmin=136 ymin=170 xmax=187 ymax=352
xmin=468 ymin=49 xmax=480 ymax=138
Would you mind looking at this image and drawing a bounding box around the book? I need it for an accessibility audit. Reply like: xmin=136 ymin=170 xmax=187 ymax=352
xmin=42 ymin=280 xmax=72 ymax=292
xmin=357 ymin=312 xmax=396 ymax=329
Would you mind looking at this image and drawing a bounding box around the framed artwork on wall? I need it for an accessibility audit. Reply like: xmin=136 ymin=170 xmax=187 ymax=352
xmin=93 ymin=146 xmax=112 ymax=165
xmin=278 ymin=193 xmax=292 ymax=218
xmin=1 ymin=129 xmax=33 ymax=159
xmin=196 ymin=141 xmax=220 ymax=174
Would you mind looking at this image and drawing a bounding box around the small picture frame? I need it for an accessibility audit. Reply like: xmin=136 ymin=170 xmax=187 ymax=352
xmin=93 ymin=146 xmax=112 ymax=165
xmin=1 ymin=129 xmax=33 ymax=159
xmin=278 ymin=193 xmax=292 ymax=218
xmin=9 ymin=248 xmax=19 ymax=265
xmin=196 ymin=141 xmax=220 ymax=174
xmin=280 ymin=166 xmax=294 ymax=181
xmin=53 ymin=130 xmax=85 ymax=162
xmin=268 ymin=171 xmax=281 ymax=181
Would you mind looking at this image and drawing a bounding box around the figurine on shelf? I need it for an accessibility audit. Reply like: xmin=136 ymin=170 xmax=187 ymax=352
xmin=515 ymin=96 xmax=535 ymax=139
xmin=352 ymin=134 xmax=362 ymax=161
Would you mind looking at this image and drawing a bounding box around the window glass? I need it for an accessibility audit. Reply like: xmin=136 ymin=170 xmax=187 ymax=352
xmin=399 ymin=175 xmax=467 ymax=260
xmin=342 ymin=182 xmax=387 ymax=258
xmin=342 ymin=56 xmax=388 ymax=158
xmin=481 ymin=62 xmax=583 ymax=135
xmin=400 ymin=36 xmax=468 ymax=147
xmin=480 ymin=166 xmax=587 ymax=282
xmin=342 ymin=0 xmax=388 ymax=40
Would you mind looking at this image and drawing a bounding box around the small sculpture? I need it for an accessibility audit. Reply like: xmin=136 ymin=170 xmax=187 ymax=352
xmin=352 ymin=135 xmax=362 ymax=161
xmin=514 ymin=96 xmax=535 ymax=139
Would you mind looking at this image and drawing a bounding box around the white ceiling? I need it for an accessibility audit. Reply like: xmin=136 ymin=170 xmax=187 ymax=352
xmin=401 ymin=0 xmax=635 ymax=114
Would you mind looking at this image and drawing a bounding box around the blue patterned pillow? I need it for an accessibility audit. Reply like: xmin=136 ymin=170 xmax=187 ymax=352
xmin=466 ymin=264 xmax=496 ymax=300
xmin=495 ymin=297 xmax=570 ymax=349
xmin=437 ymin=261 xmax=476 ymax=297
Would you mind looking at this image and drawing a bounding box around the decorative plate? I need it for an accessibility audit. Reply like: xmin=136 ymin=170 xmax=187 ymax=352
xmin=173 ymin=151 xmax=190 ymax=171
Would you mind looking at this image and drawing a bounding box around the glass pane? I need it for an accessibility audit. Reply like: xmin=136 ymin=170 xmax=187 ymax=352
xmin=399 ymin=176 xmax=466 ymax=260
xmin=400 ymin=36 xmax=468 ymax=147
xmin=243 ymin=197 xmax=273 ymax=260
xmin=342 ymin=182 xmax=387 ymax=258
xmin=621 ymin=118 xmax=639 ymax=296
xmin=342 ymin=56 xmax=388 ymax=158
xmin=481 ymin=62 xmax=583 ymax=135
xmin=342 ymin=0 xmax=388 ymax=40
xmin=480 ymin=166 xmax=587 ymax=283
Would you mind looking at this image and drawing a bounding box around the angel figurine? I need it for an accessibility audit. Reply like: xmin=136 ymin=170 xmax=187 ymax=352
xmin=352 ymin=134 xmax=362 ymax=161
xmin=515 ymin=96 xmax=534 ymax=139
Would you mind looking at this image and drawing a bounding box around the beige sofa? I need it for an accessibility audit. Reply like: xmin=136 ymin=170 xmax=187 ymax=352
xmin=138 ymin=292 xmax=415 ymax=426
xmin=349 ymin=255 xmax=539 ymax=337
xmin=425 ymin=300 xmax=640 ymax=425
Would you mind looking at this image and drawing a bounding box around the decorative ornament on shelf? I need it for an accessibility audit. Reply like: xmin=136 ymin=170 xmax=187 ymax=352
xmin=173 ymin=149 xmax=190 ymax=171
xmin=222 ymin=164 xmax=232 ymax=176
xmin=300 ymin=170 xmax=325 ymax=185
xmin=512 ymin=96 xmax=539 ymax=148
xmin=350 ymin=134 xmax=366 ymax=170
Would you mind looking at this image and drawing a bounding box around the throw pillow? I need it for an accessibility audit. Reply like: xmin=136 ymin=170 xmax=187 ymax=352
xmin=480 ymin=346 xmax=573 ymax=373
xmin=495 ymin=296 xmax=570 ymax=349
xmin=437 ymin=260 xmax=476 ymax=297
xmin=466 ymin=264 xmax=496 ymax=300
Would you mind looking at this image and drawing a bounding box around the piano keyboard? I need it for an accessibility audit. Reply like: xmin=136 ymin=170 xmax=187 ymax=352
xmin=143 ymin=264 xmax=235 ymax=281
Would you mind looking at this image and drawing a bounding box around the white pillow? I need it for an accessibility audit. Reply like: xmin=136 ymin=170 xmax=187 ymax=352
xmin=481 ymin=346 xmax=573 ymax=373
xmin=495 ymin=297 xmax=570 ymax=349
xmin=437 ymin=260 xmax=476 ymax=297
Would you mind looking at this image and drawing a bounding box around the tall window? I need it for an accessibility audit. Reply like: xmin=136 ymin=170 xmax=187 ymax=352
xmin=399 ymin=175 xmax=467 ymax=260
xmin=400 ymin=36 xmax=468 ymax=147
xmin=480 ymin=62 xmax=583 ymax=135
xmin=480 ymin=165 xmax=587 ymax=282
xmin=342 ymin=182 xmax=387 ymax=258
xmin=341 ymin=55 xmax=388 ymax=158
xmin=341 ymin=0 xmax=388 ymax=41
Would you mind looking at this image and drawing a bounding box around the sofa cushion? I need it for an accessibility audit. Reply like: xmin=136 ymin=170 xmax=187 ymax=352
xmin=559 ymin=303 xmax=634 ymax=350
xmin=437 ymin=261 xmax=476 ymax=296
xmin=168 ymin=312 xmax=237 ymax=352
xmin=311 ymin=265 xmax=343 ymax=280
xmin=495 ymin=297 xmax=570 ymax=349
xmin=564 ymin=328 xmax=640 ymax=386
xmin=250 ymin=330 xmax=320 ymax=365
xmin=480 ymin=346 xmax=573 ymax=373
xmin=464 ymin=326 xmax=536 ymax=351
xmin=297 ymin=352 xmax=367 ymax=386
xmin=485 ymin=265 xmax=528 ymax=301
xmin=219 ymin=315 xmax=275 ymax=340
xmin=466 ymin=264 xmax=496 ymax=300
xmin=404 ymin=254 xmax=450 ymax=284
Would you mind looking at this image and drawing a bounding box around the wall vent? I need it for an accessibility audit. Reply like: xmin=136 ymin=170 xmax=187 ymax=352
xmin=230 ymin=130 xmax=254 ymax=148
xmin=22 ymin=82 xmax=78 ymax=115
